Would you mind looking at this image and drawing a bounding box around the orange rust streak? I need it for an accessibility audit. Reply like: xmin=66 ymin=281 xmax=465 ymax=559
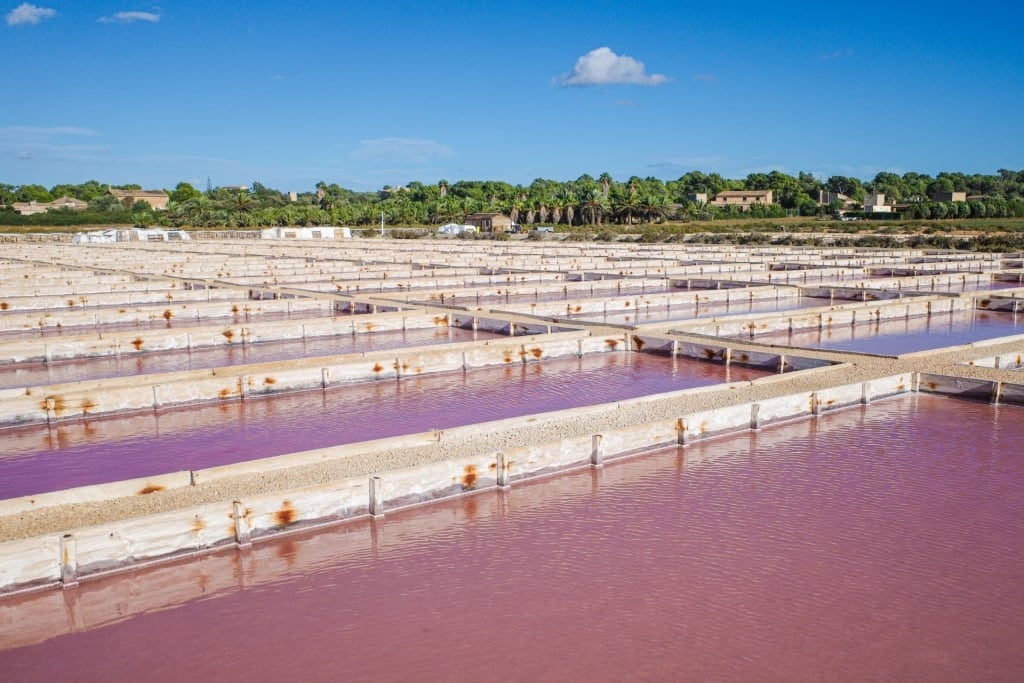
xmin=462 ymin=465 xmax=479 ymax=490
xmin=138 ymin=484 xmax=165 ymax=495
xmin=275 ymin=501 xmax=298 ymax=526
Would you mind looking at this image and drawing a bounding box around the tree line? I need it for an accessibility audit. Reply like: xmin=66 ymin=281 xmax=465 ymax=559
xmin=2 ymin=169 xmax=1024 ymax=229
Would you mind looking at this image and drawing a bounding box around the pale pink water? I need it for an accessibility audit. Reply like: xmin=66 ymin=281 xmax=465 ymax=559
xmin=0 ymin=308 xmax=349 ymax=341
xmin=2 ymin=394 xmax=1022 ymax=681
xmin=0 ymin=327 xmax=499 ymax=389
xmin=0 ymin=352 xmax=769 ymax=498
xmin=571 ymin=296 xmax=825 ymax=325
xmin=749 ymin=309 xmax=1024 ymax=354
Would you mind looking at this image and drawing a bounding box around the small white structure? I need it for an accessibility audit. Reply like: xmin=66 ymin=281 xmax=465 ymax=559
xmin=863 ymin=194 xmax=892 ymax=213
xmin=72 ymin=228 xmax=191 ymax=243
xmin=437 ymin=223 xmax=477 ymax=235
xmin=260 ymin=226 xmax=350 ymax=240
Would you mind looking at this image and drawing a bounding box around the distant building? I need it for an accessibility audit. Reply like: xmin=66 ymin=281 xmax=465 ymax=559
xmin=710 ymin=190 xmax=774 ymax=211
xmin=863 ymin=194 xmax=892 ymax=213
xmin=685 ymin=192 xmax=708 ymax=205
xmin=817 ymin=191 xmax=855 ymax=208
xmin=72 ymin=228 xmax=191 ymax=243
xmin=109 ymin=189 xmax=170 ymax=211
xmin=464 ymin=212 xmax=514 ymax=233
xmin=11 ymin=196 xmax=89 ymax=215
xmin=930 ymin=191 xmax=967 ymax=203
xmin=288 ymin=191 xmax=298 ymax=202
xmin=260 ymin=226 xmax=350 ymax=240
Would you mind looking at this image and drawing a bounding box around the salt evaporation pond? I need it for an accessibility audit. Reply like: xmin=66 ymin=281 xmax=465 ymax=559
xmin=570 ymin=296 xmax=827 ymax=326
xmin=747 ymin=309 xmax=1024 ymax=354
xmin=0 ymin=307 xmax=348 ymax=341
xmin=0 ymin=327 xmax=499 ymax=389
xmin=2 ymin=394 xmax=1021 ymax=681
xmin=0 ymin=352 xmax=770 ymax=498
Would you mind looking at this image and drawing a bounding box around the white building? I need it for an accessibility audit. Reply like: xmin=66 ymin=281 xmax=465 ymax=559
xmin=260 ymin=226 xmax=351 ymax=240
xmin=863 ymin=194 xmax=892 ymax=213
xmin=72 ymin=228 xmax=191 ymax=243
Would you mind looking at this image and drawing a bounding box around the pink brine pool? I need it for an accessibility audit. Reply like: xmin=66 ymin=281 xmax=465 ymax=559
xmin=1 ymin=394 xmax=1022 ymax=681
xmin=0 ymin=352 xmax=770 ymax=498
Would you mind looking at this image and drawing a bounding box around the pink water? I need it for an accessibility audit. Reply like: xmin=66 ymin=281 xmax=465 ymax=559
xmin=2 ymin=394 xmax=1022 ymax=682
xmin=0 ymin=308 xmax=349 ymax=341
xmin=0 ymin=327 xmax=499 ymax=389
xmin=0 ymin=352 xmax=770 ymax=498
xmin=750 ymin=309 xmax=1024 ymax=354
xmin=409 ymin=284 xmax=676 ymax=306
xmin=571 ymin=296 xmax=825 ymax=325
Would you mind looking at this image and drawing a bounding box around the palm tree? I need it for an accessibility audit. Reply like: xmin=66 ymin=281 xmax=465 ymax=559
xmin=598 ymin=172 xmax=613 ymax=198
xmin=580 ymin=190 xmax=607 ymax=225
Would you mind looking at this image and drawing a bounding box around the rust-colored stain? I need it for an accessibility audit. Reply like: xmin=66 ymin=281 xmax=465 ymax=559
xmin=67 ymin=299 xmax=76 ymax=307
xmin=231 ymin=305 xmax=239 ymax=314
xmin=0 ymin=302 xmax=8 ymax=311
xmin=275 ymin=500 xmax=297 ymax=526
xmin=218 ymin=388 xmax=233 ymax=399
xmin=605 ymin=339 xmax=619 ymax=350
xmin=632 ymin=336 xmax=646 ymax=351
xmin=263 ymin=376 xmax=277 ymax=385
xmin=372 ymin=362 xmax=384 ymax=373
xmin=866 ymin=293 xmax=879 ymax=300
xmin=675 ymin=418 xmax=685 ymax=432
xmin=191 ymin=517 xmax=206 ymax=533
xmin=131 ymin=337 xmax=144 ymax=350
xmin=503 ymin=354 xmax=513 ymax=363
xmin=137 ymin=483 xmax=165 ymax=495
xmin=432 ymin=316 xmax=449 ymax=326
xmin=488 ymin=462 xmax=497 ymax=470
xmin=118 ymin=308 xmax=126 ymax=313
xmin=703 ymin=348 xmax=716 ymax=359
xmin=699 ymin=421 xmax=708 ymax=434
xmin=461 ymin=464 xmax=479 ymax=490
xmin=740 ymin=353 xmax=750 ymax=362
xmin=530 ymin=347 xmax=543 ymax=359
xmin=162 ymin=309 xmax=174 ymax=321
xmin=81 ymin=398 xmax=97 ymax=413
xmin=979 ymin=299 xmax=991 ymax=308
xmin=223 ymin=329 xmax=235 ymax=342
xmin=415 ymin=367 xmax=423 ymax=374
xmin=574 ymin=305 xmax=582 ymax=313
xmin=896 ymin=383 xmax=906 ymax=391
xmin=624 ymin=301 xmax=631 ymax=307
xmin=826 ymin=316 xmax=833 ymax=324
xmin=827 ymin=399 xmax=836 ymax=406
xmin=364 ymin=322 xmax=376 ymax=332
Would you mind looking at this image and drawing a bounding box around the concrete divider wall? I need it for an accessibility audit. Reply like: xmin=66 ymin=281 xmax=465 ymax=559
xmin=0 ymin=332 xmax=599 ymax=426
xmin=0 ymin=471 xmax=192 ymax=519
xmin=1 ymin=371 xmax=926 ymax=596
xmin=0 ymin=297 xmax=335 ymax=332
xmin=675 ymin=297 xmax=971 ymax=339
xmin=965 ymin=351 xmax=1024 ymax=369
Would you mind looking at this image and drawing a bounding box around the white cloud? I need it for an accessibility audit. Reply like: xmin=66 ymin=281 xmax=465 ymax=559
xmin=99 ymin=10 xmax=161 ymax=24
xmin=558 ymin=47 xmax=669 ymax=87
xmin=821 ymin=49 xmax=853 ymax=61
xmin=350 ymin=138 xmax=453 ymax=163
xmin=0 ymin=126 xmax=105 ymax=163
xmin=5 ymin=3 xmax=56 ymax=26
xmin=0 ymin=126 xmax=99 ymax=142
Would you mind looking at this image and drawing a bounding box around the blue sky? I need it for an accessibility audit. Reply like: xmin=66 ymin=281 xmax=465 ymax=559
xmin=3 ymin=1 xmax=1022 ymax=192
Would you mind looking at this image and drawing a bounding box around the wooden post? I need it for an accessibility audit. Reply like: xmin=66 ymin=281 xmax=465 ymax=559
xmin=591 ymin=434 xmax=605 ymax=467
xmin=233 ymin=501 xmax=251 ymax=548
xmin=60 ymin=534 xmax=78 ymax=589
xmin=369 ymin=476 xmax=384 ymax=518
xmin=750 ymin=403 xmax=762 ymax=430
xmin=496 ymin=452 xmax=510 ymax=489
